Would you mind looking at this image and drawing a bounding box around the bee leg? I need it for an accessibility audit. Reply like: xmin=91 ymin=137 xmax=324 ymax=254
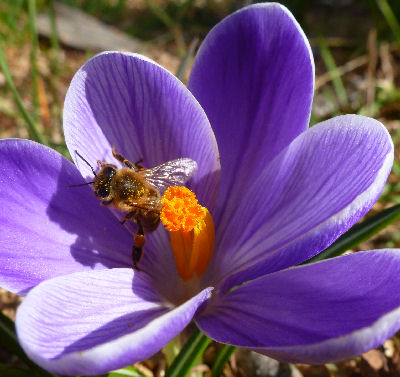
xmin=112 ymin=145 xmax=137 ymax=170
xmin=134 ymin=158 xmax=145 ymax=170
xmin=133 ymin=221 xmax=145 ymax=270
xmin=120 ymin=211 xmax=136 ymax=225
xmin=100 ymin=198 xmax=113 ymax=206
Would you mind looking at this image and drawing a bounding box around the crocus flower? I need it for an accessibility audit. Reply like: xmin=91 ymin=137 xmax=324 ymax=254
xmin=1 ymin=3 xmax=400 ymax=376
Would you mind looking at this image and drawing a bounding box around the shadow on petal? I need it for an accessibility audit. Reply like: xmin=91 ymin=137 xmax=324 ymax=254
xmin=46 ymin=158 xmax=133 ymax=270
xmin=58 ymin=307 xmax=166 ymax=359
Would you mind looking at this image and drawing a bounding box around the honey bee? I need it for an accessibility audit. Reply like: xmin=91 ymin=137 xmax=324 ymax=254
xmin=70 ymin=146 xmax=197 ymax=270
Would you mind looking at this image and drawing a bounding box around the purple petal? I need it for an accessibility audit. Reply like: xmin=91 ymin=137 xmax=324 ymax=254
xmin=63 ymin=51 xmax=220 ymax=212
xmin=16 ymin=268 xmax=212 ymax=375
xmin=0 ymin=139 xmax=133 ymax=295
xmin=204 ymin=115 xmax=393 ymax=290
xmin=136 ymin=225 xmax=183 ymax=303
xmin=197 ymin=250 xmax=400 ymax=364
xmin=188 ymin=3 xmax=314 ymax=225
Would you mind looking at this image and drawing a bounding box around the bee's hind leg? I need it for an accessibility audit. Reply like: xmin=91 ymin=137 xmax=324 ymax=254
xmin=120 ymin=210 xmax=136 ymax=225
xmin=132 ymin=220 xmax=145 ymax=271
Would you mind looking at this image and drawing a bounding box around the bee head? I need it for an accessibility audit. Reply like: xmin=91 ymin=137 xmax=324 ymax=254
xmin=94 ymin=165 xmax=117 ymax=198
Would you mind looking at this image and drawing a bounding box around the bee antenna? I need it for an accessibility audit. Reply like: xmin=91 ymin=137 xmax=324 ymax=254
xmin=75 ymin=151 xmax=97 ymax=177
xmin=67 ymin=182 xmax=95 ymax=188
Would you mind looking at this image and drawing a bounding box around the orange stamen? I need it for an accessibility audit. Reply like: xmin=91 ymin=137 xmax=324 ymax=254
xmin=160 ymin=187 xmax=215 ymax=281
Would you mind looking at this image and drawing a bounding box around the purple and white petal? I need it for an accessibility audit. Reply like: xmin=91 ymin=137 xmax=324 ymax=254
xmin=63 ymin=51 xmax=220 ymax=212
xmin=16 ymin=268 xmax=212 ymax=376
xmin=0 ymin=139 xmax=133 ymax=295
xmin=197 ymin=250 xmax=400 ymax=364
xmin=204 ymin=115 xmax=393 ymax=289
xmin=189 ymin=3 xmax=314 ymax=225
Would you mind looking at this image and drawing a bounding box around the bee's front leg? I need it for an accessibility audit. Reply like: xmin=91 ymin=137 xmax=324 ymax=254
xmin=133 ymin=158 xmax=145 ymax=170
xmin=132 ymin=220 xmax=145 ymax=271
xmin=112 ymin=145 xmax=139 ymax=170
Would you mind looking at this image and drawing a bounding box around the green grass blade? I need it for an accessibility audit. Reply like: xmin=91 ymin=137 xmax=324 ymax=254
xmin=47 ymin=0 xmax=61 ymax=75
xmin=0 ymin=312 xmax=57 ymax=377
xmin=0 ymin=44 xmax=46 ymax=145
xmin=305 ymin=203 xmax=400 ymax=264
xmin=377 ymin=0 xmax=400 ymax=45
xmin=318 ymin=36 xmax=349 ymax=106
xmin=164 ymin=334 xmax=181 ymax=367
xmin=165 ymin=328 xmax=211 ymax=377
xmin=144 ymin=0 xmax=174 ymax=29
xmin=27 ymin=0 xmax=40 ymax=121
xmin=144 ymin=0 xmax=185 ymax=56
xmin=210 ymin=345 xmax=236 ymax=377
xmin=107 ymin=365 xmax=150 ymax=377
xmin=176 ymin=37 xmax=198 ymax=82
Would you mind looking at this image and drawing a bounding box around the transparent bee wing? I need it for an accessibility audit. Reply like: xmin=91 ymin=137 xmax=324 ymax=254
xmin=141 ymin=158 xmax=198 ymax=193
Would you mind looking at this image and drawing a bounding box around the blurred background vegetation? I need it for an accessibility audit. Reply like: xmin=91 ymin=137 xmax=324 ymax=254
xmin=1 ymin=0 xmax=400 ymax=376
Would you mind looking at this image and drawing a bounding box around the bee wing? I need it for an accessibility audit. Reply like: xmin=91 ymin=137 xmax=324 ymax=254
xmin=142 ymin=158 xmax=198 ymax=193
xmin=126 ymin=196 xmax=161 ymax=211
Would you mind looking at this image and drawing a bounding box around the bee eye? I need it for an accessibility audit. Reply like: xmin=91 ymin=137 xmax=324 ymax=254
xmin=94 ymin=166 xmax=116 ymax=198
xmin=103 ymin=166 xmax=117 ymax=178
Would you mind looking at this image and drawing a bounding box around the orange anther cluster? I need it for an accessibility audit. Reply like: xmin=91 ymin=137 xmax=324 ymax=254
xmin=160 ymin=186 xmax=205 ymax=232
xmin=160 ymin=186 xmax=215 ymax=281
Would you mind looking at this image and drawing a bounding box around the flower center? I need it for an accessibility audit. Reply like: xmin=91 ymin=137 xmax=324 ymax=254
xmin=160 ymin=186 xmax=215 ymax=281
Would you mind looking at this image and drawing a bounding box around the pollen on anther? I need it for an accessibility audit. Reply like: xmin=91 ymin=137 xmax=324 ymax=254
xmin=160 ymin=186 xmax=205 ymax=232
